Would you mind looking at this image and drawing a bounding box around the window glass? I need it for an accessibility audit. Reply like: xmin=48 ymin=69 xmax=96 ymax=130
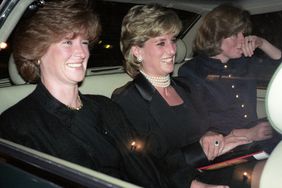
xmin=1 ymin=1 xmax=282 ymax=89
xmin=88 ymin=1 xmax=199 ymax=68
xmin=250 ymin=10 xmax=282 ymax=89
xmin=0 ymin=1 xmax=199 ymax=80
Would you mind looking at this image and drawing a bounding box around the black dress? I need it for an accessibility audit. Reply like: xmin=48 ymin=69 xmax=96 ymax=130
xmin=0 ymin=81 xmax=168 ymax=188
xmin=112 ymin=74 xmax=210 ymax=188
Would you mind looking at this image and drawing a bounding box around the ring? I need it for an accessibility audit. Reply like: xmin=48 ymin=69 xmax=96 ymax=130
xmin=214 ymin=140 xmax=220 ymax=147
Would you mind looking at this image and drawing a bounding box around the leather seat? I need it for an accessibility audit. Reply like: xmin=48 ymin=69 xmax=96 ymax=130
xmin=260 ymin=62 xmax=282 ymax=188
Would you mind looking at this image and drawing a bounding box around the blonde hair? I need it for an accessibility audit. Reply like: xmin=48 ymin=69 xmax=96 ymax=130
xmin=120 ymin=4 xmax=182 ymax=78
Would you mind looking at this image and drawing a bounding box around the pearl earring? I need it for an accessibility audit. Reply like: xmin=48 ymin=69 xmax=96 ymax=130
xmin=137 ymin=57 xmax=143 ymax=63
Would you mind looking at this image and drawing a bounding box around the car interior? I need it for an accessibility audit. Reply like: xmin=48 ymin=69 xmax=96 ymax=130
xmin=1 ymin=0 xmax=282 ymax=187
xmin=260 ymin=62 xmax=282 ymax=188
xmin=0 ymin=138 xmax=140 ymax=187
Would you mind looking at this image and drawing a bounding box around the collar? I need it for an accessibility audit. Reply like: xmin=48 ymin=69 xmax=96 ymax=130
xmin=32 ymin=81 xmax=80 ymax=120
xmin=194 ymin=55 xmax=248 ymax=77
xmin=134 ymin=74 xmax=189 ymax=102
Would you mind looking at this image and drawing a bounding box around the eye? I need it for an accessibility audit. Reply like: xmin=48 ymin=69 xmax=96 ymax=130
xmin=82 ymin=40 xmax=89 ymax=45
xmin=63 ymin=40 xmax=72 ymax=46
xmin=157 ymin=41 xmax=165 ymax=46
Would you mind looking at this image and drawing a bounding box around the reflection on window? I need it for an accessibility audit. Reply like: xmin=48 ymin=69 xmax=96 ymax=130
xmin=250 ymin=10 xmax=282 ymax=89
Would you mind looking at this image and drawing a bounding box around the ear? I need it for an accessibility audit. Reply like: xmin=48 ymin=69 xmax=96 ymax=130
xmin=131 ymin=46 xmax=142 ymax=58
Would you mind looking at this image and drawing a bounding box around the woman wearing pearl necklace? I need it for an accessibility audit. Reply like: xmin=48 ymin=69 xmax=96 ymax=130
xmin=111 ymin=4 xmax=256 ymax=188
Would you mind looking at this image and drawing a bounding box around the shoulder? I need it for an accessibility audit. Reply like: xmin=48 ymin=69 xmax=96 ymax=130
xmin=111 ymin=80 xmax=136 ymax=101
xmin=1 ymin=92 xmax=36 ymax=119
xmin=178 ymin=57 xmax=200 ymax=78
xmin=172 ymin=77 xmax=192 ymax=92
xmin=179 ymin=58 xmax=196 ymax=70
xmin=83 ymin=94 xmax=120 ymax=109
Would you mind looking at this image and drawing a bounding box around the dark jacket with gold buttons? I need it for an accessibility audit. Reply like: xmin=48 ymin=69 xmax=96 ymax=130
xmin=178 ymin=55 xmax=281 ymax=134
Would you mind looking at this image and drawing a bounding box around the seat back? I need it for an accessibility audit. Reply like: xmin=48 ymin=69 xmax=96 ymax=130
xmin=0 ymin=73 xmax=132 ymax=114
xmin=1 ymin=38 xmax=185 ymax=114
xmin=260 ymin=63 xmax=282 ymax=188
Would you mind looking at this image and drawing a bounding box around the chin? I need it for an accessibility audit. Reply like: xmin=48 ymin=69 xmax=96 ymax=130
xmin=232 ymin=54 xmax=243 ymax=59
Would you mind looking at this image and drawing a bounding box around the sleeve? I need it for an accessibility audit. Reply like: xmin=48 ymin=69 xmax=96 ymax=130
xmin=95 ymin=97 xmax=170 ymax=187
xmin=181 ymin=142 xmax=209 ymax=168
xmin=104 ymin=97 xmax=199 ymax=188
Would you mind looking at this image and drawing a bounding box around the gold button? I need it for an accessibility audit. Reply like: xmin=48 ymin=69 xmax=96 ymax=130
xmin=224 ymin=65 xmax=228 ymax=69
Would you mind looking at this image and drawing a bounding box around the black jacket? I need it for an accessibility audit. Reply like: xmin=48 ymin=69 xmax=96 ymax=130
xmin=0 ymin=81 xmax=167 ymax=188
xmin=178 ymin=55 xmax=282 ymax=134
xmin=112 ymin=74 xmax=210 ymax=188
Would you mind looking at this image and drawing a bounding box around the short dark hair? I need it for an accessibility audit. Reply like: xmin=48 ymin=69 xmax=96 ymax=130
xmin=13 ymin=0 xmax=101 ymax=83
xmin=194 ymin=4 xmax=251 ymax=56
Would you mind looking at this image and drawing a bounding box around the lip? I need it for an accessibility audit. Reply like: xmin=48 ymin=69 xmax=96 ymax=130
xmin=161 ymin=57 xmax=175 ymax=64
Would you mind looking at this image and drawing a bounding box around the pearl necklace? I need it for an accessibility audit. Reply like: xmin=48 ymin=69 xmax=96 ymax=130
xmin=140 ymin=70 xmax=170 ymax=88
xmin=66 ymin=95 xmax=83 ymax=111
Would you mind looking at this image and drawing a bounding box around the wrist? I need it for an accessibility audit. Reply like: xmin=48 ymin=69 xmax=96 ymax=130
xmin=231 ymin=129 xmax=252 ymax=141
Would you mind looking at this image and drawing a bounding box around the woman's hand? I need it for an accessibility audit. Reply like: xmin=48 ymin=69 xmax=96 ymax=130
xmin=220 ymin=134 xmax=252 ymax=155
xmin=199 ymin=131 xmax=225 ymax=160
xmin=242 ymin=35 xmax=281 ymax=59
xmin=191 ymin=180 xmax=229 ymax=188
xmin=231 ymin=122 xmax=273 ymax=142
xmin=247 ymin=122 xmax=273 ymax=141
xmin=241 ymin=35 xmax=263 ymax=57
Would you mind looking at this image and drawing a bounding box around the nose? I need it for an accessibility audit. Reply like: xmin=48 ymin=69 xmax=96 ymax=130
xmin=74 ymin=44 xmax=88 ymax=59
xmin=166 ymin=42 xmax=176 ymax=55
xmin=237 ymin=32 xmax=245 ymax=41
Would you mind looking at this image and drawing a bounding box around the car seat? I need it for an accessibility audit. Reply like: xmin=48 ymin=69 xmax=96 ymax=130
xmin=260 ymin=62 xmax=282 ymax=188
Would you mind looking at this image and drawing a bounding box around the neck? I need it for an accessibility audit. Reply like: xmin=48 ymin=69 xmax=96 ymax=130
xmin=65 ymin=95 xmax=83 ymax=111
xmin=41 ymin=78 xmax=83 ymax=110
xmin=140 ymin=70 xmax=171 ymax=88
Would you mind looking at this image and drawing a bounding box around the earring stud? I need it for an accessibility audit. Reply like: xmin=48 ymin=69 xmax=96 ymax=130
xmin=137 ymin=57 xmax=143 ymax=63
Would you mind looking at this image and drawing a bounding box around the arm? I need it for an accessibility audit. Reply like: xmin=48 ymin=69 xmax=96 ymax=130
xmin=199 ymin=131 xmax=252 ymax=160
xmin=230 ymin=121 xmax=273 ymax=142
xmin=191 ymin=180 xmax=229 ymax=188
xmin=242 ymin=35 xmax=282 ymax=59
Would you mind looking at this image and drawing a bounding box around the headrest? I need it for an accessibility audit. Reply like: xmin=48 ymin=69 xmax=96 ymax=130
xmin=8 ymin=39 xmax=187 ymax=85
xmin=175 ymin=39 xmax=187 ymax=63
xmin=266 ymin=63 xmax=282 ymax=134
xmin=8 ymin=54 xmax=26 ymax=85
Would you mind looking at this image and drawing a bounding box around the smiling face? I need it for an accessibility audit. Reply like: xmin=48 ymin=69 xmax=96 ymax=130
xmin=217 ymin=32 xmax=245 ymax=63
xmin=133 ymin=33 xmax=177 ymax=76
xmin=40 ymin=33 xmax=89 ymax=86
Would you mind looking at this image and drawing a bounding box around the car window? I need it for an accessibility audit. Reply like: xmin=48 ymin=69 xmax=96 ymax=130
xmin=250 ymin=10 xmax=282 ymax=89
xmin=0 ymin=138 xmax=140 ymax=188
xmin=1 ymin=1 xmax=282 ymax=90
xmin=88 ymin=1 xmax=199 ymax=68
xmin=0 ymin=1 xmax=198 ymax=80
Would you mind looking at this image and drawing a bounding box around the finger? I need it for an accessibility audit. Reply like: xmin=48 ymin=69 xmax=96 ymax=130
xmin=215 ymin=136 xmax=225 ymax=157
xmin=243 ymin=37 xmax=255 ymax=56
xmin=213 ymin=141 xmax=220 ymax=159
xmin=263 ymin=130 xmax=273 ymax=138
xmin=202 ymin=140 xmax=213 ymax=160
xmin=245 ymin=41 xmax=254 ymax=56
